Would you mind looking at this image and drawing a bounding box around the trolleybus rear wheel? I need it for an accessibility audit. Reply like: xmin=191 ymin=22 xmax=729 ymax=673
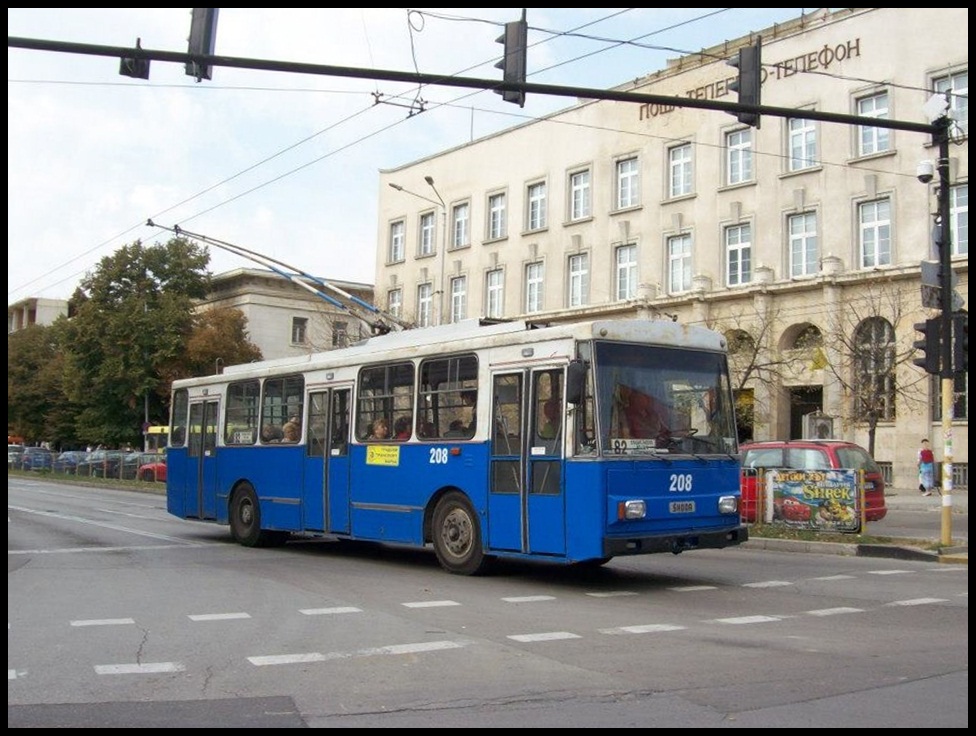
xmin=432 ymin=491 xmax=488 ymax=575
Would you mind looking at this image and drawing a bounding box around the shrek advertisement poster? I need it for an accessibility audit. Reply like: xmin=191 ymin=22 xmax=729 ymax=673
xmin=765 ymin=469 xmax=862 ymax=533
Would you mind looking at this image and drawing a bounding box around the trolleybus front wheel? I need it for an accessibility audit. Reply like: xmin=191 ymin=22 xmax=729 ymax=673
xmin=230 ymin=483 xmax=288 ymax=548
xmin=432 ymin=491 xmax=489 ymax=576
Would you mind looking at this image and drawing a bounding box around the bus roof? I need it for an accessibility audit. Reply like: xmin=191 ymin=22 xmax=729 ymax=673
xmin=178 ymin=318 xmax=726 ymax=387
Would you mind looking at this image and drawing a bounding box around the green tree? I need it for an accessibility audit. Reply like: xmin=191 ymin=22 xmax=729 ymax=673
xmin=59 ymin=238 xmax=210 ymax=448
xmin=7 ymin=323 xmax=71 ymax=446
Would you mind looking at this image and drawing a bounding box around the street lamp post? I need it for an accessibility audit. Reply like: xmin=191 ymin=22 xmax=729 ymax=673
xmin=388 ymin=177 xmax=448 ymax=325
xmin=425 ymin=176 xmax=448 ymax=325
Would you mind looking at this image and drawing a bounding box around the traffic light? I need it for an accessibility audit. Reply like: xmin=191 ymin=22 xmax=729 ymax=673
xmin=119 ymin=38 xmax=150 ymax=80
xmin=912 ymin=317 xmax=941 ymax=375
xmin=186 ymin=8 xmax=219 ymax=81
xmin=953 ymin=311 xmax=968 ymax=373
xmin=727 ymin=37 xmax=762 ymax=128
xmin=494 ymin=10 xmax=528 ymax=107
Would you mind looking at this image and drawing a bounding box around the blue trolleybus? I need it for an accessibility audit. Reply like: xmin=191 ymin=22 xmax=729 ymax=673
xmin=165 ymin=318 xmax=747 ymax=574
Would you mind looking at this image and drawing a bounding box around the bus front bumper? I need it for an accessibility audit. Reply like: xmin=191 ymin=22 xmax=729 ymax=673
xmin=604 ymin=525 xmax=749 ymax=556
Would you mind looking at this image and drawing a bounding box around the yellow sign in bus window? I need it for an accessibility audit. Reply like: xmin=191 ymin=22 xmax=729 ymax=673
xmin=366 ymin=445 xmax=400 ymax=466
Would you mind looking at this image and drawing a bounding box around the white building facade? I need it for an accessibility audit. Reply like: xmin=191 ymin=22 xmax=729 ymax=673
xmin=198 ymin=269 xmax=375 ymax=361
xmin=375 ymin=8 xmax=968 ymax=489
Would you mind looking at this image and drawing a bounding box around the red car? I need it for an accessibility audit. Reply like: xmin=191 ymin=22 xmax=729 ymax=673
xmin=137 ymin=459 xmax=167 ymax=483
xmin=740 ymin=440 xmax=887 ymax=523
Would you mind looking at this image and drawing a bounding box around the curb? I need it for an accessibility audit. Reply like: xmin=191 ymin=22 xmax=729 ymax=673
xmin=742 ymin=537 xmax=968 ymax=565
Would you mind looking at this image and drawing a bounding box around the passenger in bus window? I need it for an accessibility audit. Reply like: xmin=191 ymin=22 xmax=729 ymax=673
xmin=461 ymin=390 xmax=477 ymax=434
xmin=370 ymin=417 xmax=390 ymax=439
xmin=261 ymin=424 xmax=283 ymax=443
xmin=393 ymin=416 xmax=411 ymax=440
xmin=539 ymin=398 xmax=561 ymax=439
xmin=281 ymin=416 xmax=301 ymax=443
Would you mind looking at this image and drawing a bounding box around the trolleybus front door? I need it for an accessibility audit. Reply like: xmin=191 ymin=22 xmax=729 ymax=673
xmin=303 ymin=387 xmax=351 ymax=534
xmin=488 ymin=369 xmax=566 ymax=556
xmin=186 ymin=399 xmax=219 ymax=520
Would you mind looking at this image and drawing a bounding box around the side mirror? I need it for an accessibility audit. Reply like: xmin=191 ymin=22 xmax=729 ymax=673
xmin=566 ymin=359 xmax=588 ymax=405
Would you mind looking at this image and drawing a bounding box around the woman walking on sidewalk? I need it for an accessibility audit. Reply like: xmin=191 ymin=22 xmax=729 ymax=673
xmin=917 ymin=438 xmax=936 ymax=496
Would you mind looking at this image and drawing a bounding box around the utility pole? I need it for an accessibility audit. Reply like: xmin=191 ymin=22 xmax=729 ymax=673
xmin=933 ymin=116 xmax=954 ymax=547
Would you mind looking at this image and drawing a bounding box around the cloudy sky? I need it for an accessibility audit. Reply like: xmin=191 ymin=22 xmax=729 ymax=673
xmin=8 ymin=8 xmax=812 ymax=302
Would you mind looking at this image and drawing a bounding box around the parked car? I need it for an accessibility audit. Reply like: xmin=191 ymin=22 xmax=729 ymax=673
xmin=54 ymin=450 xmax=88 ymax=474
xmin=20 ymin=446 xmax=54 ymax=472
xmin=8 ymin=444 xmax=25 ymax=468
xmin=137 ymin=456 xmax=167 ymax=483
xmin=740 ymin=440 xmax=887 ymax=523
xmin=77 ymin=450 xmax=126 ymax=478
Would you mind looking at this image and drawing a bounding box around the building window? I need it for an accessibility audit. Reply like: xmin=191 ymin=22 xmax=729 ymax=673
xmin=450 ymin=276 xmax=467 ymax=323
xmin=332 ymin=321 xmax=348 ymax=348
xmin=789 ymin=212 xmax=819 ymax=277
xmin=725 ymin=129 xmax=753 ymax=185
xmin=291 ymin=317 xmax=307 ymax=344
xmin=485 ymin=269 xmax=504 ymax=319
xmin=419 ymin=212 xmax=435 ymax=256
xmin=451 ymin=202 xmax=469 ymax=249
xmin=387 ymin=288 xmax=402 ymax=318
xmin=857 ymin=91 xmax=890 ymax=156
xmin=570 ymin=169 xmax=591 ymax=221
xmin=525 ymin=262 xmax=544 ymax=313
xmin=853 ymin=317 xmax=895 ymax=421
xmin=668 ymin=143 xmax=692 ymax=198
xmin=788 ymin=117 xmax=818 ymax=171
xmin=527 ymin=181 xmax=547 ymax=231
xmin=934 ymin=70 xmax=968 ymax=135
xmin=615 ymin=157 xmax=639 ymax=209
xmin=668 ymin=234 xmax=692 ymax=294
xmin=417 ymin=283 xmax=433 ymax=328
xmin=933 ymin=371 xmax=969 ymax=422
xmin=951 ymin=183 xmax=968 ymax=256
xmin=389 ymin=220 xmax=405 ymax=263
xmin=487 ymin=192 xmax=506 ymax=240
xmin=567 ymin=253 xmax=589 ymax=308
xmin=614 ymin=244 xmax=637 ymax=300
xmin=858 ymin=198 xmax=891 ymax=268
xmin=725 ymin=223 xmax=752 ymax=287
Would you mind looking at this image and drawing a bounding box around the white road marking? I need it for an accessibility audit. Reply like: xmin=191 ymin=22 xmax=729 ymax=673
xmin=70 ymin=618 xmax=135 ymax=627
xmin=867 ymin=569 xmax=913 ymax=575
xmin=713 ymin=615 xmax=785 ymax=625
xmin=669 ymin=585 xmax=718 ymax=592
xmin=95 ymin=662 xmax=185 ymax=674
xmin=584 ymin=591 xmax=638 ymax=598
xmin=807 ymin=607 xmax=863 ymax=616
xmin=507 ymin=631 xmax=581 ymax=642
xmin=743 ymin=580 xmax=793 ymax=588
xmin=188 ymin=612 xmax=252 ymax=621
xmin=600 ymin=623 xmax=686 ymax=634
xmin=887 ymin=597 xmax=948 ymax=606
xmin=299 ymin=606 xmax=363 ymax=615
xmin=401 ymin=600 xmax=461 ymax=608
xmin=501 ymin=595 xmax=556 ymax=603
xmin=812 ymin=574 xmax=856 ymax=581
xmin=247 ymin=640 xmax=465 ymax=666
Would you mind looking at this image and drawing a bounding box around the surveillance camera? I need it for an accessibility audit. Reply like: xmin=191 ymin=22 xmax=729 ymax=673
xmin=916 ymin=160 xmax=935 ymax=184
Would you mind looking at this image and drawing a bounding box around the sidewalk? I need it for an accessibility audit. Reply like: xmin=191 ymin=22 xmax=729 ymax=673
xmin=883 ymin=485 xmax=968 ymax=513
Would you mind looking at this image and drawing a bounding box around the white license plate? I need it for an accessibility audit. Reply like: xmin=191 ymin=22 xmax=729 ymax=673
xmin=669 ymin=501 xmax=696 ymax=513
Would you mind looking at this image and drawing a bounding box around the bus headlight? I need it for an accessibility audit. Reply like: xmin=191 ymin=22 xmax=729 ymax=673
xmin=618 ymin=500 xmax=647 ymax=520
xmin=718 ymin=495 xmax=739 ymax=514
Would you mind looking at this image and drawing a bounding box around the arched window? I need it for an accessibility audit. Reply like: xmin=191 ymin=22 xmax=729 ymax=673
xmin=853 ymin=317 xmax=895 ymax=421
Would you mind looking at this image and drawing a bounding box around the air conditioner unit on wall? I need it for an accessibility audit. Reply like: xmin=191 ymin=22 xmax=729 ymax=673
xmin=803 ymin=411 xmax=834 ymax=440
